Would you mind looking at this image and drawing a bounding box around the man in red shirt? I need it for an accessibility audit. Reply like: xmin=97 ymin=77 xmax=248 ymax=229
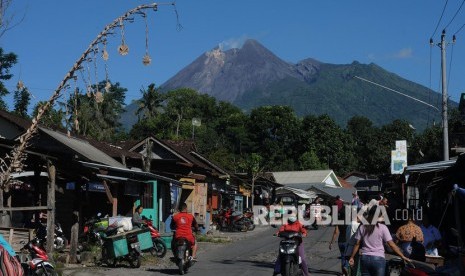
xmin=171 ymin=203 xmax=199 ymax=260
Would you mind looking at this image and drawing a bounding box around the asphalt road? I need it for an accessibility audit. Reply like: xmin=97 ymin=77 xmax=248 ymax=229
xmin=62 ymin=225 xmax=343 ymax=276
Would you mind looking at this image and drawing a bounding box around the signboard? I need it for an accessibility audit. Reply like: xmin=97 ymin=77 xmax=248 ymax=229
xmin=391 ymin=140 xmax=408 ymax=174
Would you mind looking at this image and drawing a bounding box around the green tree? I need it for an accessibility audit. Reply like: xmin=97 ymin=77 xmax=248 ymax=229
xmin=410 ymin=125 xmax=442 ymax=164
xmin=13 ymin=86 xmax=30 ymax=118
xmin=298 ymin=150 xmax=325 ymax=170
xmin=164 ymin=88 xmax=199 ymax=139
xmin=0 ymin=47 xmax=17 ymax=110
xmin=136 ymin=83 xmax=164 ymax=121
xmin=70 ymin=81 xmax=126 ymax=141
xmin=346 ymin=116 xmax=378 ymax=173
xmin=300 ymin=114 xmax=356 ymax=175
xmin=247 ymin=105 xmax=301 ymax=170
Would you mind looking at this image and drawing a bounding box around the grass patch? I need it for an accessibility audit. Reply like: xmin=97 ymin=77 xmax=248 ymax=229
xmin=195 ymin=234 xmax=231 ymax=243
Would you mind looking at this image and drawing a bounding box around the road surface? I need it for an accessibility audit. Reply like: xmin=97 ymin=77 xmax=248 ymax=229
xmin=62 ymin=225 xmax=343 ymax=276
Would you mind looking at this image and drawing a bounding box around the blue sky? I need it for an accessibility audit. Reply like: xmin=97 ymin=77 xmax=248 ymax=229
xmin=2 ymin=0 xmax=465 ymax=110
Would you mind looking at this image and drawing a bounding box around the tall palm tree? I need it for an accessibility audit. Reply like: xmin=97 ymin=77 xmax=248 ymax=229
xmin=136 ymin=83 xmax=164 ymax=121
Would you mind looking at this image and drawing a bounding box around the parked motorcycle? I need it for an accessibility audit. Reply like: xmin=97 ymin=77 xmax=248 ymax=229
xmin=243 ymin=209 xmax=256 ymax=231
xmin=171 ymin=236 xmax=195 ymax=275
xmin=216 ymin=208 xmax=249 ymax=232
xmin=79 ymin=214 xmax=108 ymax=249
xmin=275 ymin=231 xmax=303 ymax=276
xmin=141 ymin=216 xmax=167 ymax=258
xmin=21 ymin=237 xmax=58 ymax=276
xmin=35 ymin=222 xmax=67 ymax=252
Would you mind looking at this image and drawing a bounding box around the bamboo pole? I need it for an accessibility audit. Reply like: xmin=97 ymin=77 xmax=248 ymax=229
xmin=0 ymin=2 xmax=171 ymax=189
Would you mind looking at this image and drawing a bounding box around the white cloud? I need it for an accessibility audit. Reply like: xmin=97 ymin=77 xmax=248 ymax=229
xmin=218 ymin=35 xmax=249 ymax=51
xmin=393 ymin=48 xmax=413 ymax=59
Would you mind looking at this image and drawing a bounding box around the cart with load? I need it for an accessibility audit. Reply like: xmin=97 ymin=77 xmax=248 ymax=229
xmin=101 ymin=228 xmax=152 ymax=268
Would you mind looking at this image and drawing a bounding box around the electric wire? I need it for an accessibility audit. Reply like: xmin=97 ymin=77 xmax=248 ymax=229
xmin=453 ymin=21 xmax=465 ymax=35
xmin=431 ymin=0 xmax=449 ymax=38
xmin=444 ymin=0 xmax=465 ymax=31
xmin=353 ymin=75 xmax=440 ymax=112
xmin=427 ymin=42 xmax=434 ymax=128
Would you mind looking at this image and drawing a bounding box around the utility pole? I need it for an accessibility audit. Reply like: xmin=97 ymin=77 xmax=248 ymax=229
xmin=437 ymin=30 xmax=455 ymax=161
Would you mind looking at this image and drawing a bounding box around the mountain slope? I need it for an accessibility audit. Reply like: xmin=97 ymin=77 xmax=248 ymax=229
xmin=123 ymin=39 xmax=444 ymax=131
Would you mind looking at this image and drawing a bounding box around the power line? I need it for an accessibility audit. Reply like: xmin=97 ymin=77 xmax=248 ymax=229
xmin=431 ymin=0 xmax=449 ymax=38
xmin=353 ymin=75 xmax=440 ymax=112
xmin=444 ymin=0 xmax=465 ymax=30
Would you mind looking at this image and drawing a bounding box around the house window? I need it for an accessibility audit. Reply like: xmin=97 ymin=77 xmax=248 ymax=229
xmin=142 ymin=183 xmax=154 ymax=208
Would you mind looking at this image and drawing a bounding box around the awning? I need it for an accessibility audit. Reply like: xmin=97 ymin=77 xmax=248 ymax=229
xmin=405 ymin=159 xmax=456 ymax=173
xmin=78 ymin=161 xmax=182 ymax=186
xmin=40 ymin=127 xmax=125 ymax=168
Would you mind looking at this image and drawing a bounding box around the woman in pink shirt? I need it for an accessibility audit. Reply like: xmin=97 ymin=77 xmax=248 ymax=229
xmin=348 ymin=206 xmax=410 ymax=276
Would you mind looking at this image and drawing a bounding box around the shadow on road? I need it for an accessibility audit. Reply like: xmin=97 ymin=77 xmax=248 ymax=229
xmin=147 ymin=268 xmax=181 ymax=275
xmin=211 ymin=259 xmax=274 ymax=269
xmin=308 ymin=267 xmax=342 ymax=275
xmin=206 ymin=259 xmax=342 ymax=275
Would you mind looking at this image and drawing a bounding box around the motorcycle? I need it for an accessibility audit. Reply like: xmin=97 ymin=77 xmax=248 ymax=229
xmin=275 ymin=231 xmax=303 ymax=276
xmin=79 ymin=214 xmax=109 ymax=249
xmin=385 ymin=256 xmax=451 ymax=276
xmin=141 ymin=216 xmax=167 ymax=258
xmin=35 ymin=222 xmax=67 ymax=252
xmin=171 ymin=236 xmax=195 ymax=275
xmin=101 ymin=230 xmax=141 ymax=268
xmin=20 ymin=237 xmax=58 ymax=276
xmin=217 ymin=208 xmax=249 ymax=232
xmin=243 ymin=209 xmax=256 ymax=231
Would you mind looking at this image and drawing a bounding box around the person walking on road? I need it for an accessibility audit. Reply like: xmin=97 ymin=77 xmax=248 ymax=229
xmin=348 ymin=206 xmax=411 ymax=276
xmin=329 ymin=209 xmax=348 ymax=275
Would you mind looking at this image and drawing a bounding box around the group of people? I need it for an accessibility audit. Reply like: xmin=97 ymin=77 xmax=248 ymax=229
xmin=328 ymin=193 xmax=442 ymax=276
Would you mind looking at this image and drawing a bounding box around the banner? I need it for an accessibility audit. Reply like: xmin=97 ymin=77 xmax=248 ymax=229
xmin=391 ymin=140 xmax=408 ymax=174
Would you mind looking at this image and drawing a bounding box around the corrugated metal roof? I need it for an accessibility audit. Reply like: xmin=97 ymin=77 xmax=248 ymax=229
xmin=275 ymin=186 xmax=316 ymax=199
xmin=405 ymin=160 xmax=456 ymax=173
xmin=307 ymin=184 xmax=355 ymax=202
xmin=272 ymin=170 xmax=333 ymax=184
xmin=79 ymin=161 xmax=182 ymax=185
xmin=40 ymin=127 xmax=125 ymax=168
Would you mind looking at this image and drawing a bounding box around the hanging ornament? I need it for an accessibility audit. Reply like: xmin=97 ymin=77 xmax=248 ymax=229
xmin=142 ymin=55 xmax=152 ymax=66
xmin=105 ymin=81 xmax=111 ymax=93
xmin=118 ymin=18 xmax=129 ymax=56
xmin=102 ymin=38 xmax=109 ymax=60
xmin=86 ymin=85 xmax=92 ymax=97
xmin=74 ymin=118 xmax=79 ymax=132
xmin=95 ymin=91 xmax=104 ymax=103
xmin=102 ymin=49 xmax=109 ymax=61
xmin=118 ymin=44 xmax=129 ymax=56
xmin=142 ymin=12 xmax=151 ymax=66
xmin=16 ymin=80 xmax=25 ymax=90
